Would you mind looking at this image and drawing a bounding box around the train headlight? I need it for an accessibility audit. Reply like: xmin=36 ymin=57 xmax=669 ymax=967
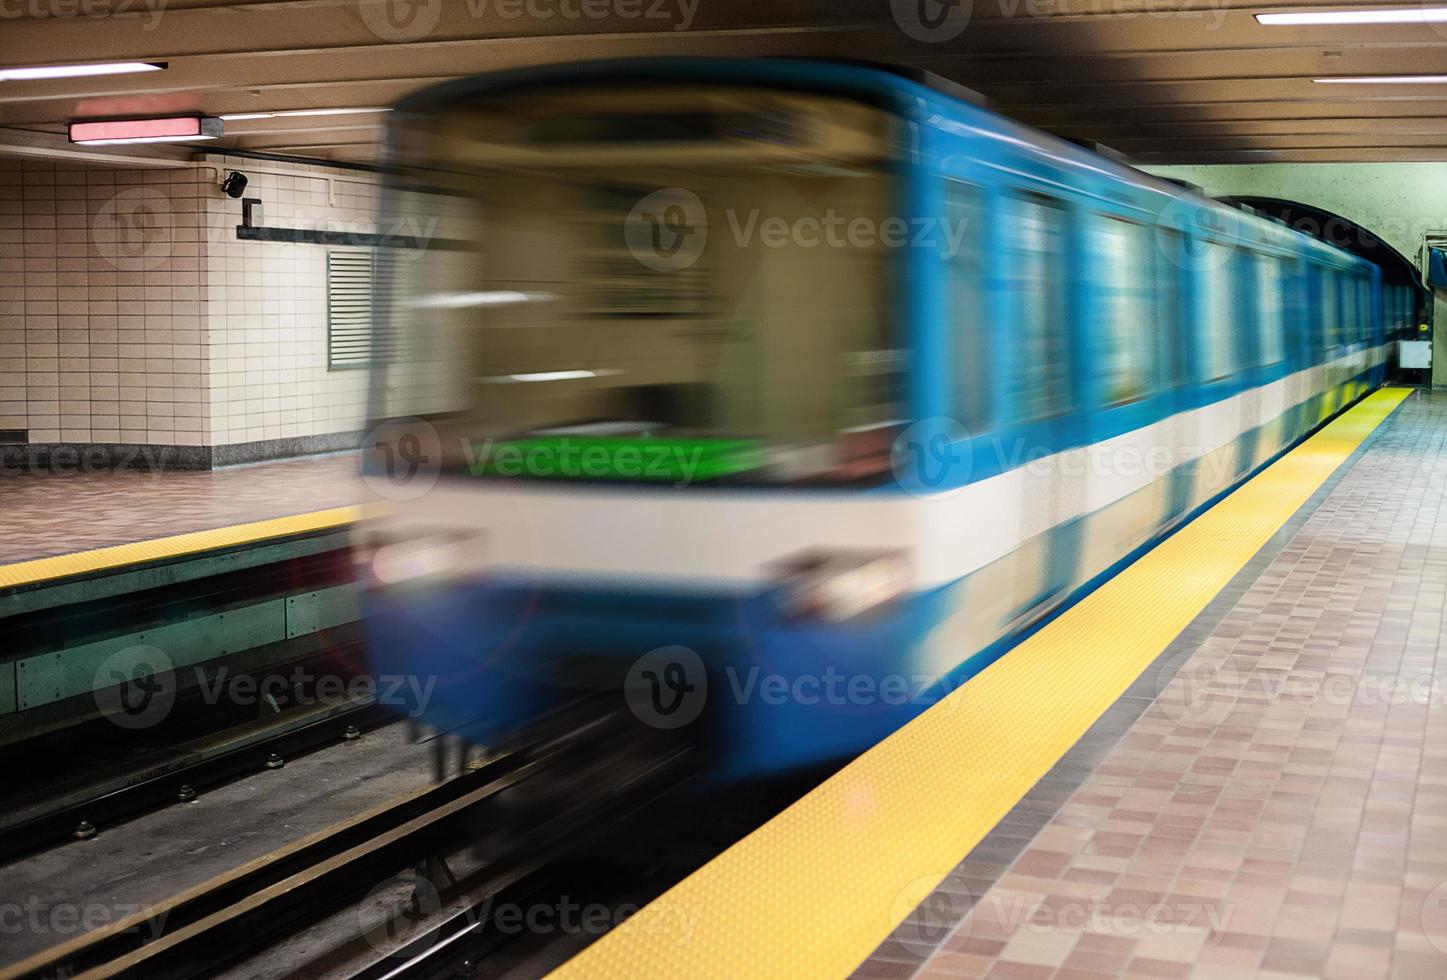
xmin=358 ymin=528 xmax=487 ymax=587
xmin=771 ymin=549 xmax=910 ymax=622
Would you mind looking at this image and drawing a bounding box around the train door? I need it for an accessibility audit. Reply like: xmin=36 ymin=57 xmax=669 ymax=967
xmin=1320 ymin=266 xmax=1344 ymax=417
xmin=1077 ymin=210 xmax=1177 ymax=583
xmin=997 ymin=190 xmax=1077 ymax=628
xmin=1187 ymin=234 xmax=1249 ymax=509
xmin=1154 ymin=225 xmax=1195 ymax=530
xmin=1249 ymin=251 xmax=1289 ymax=468
xmin=1279 ymin=254 xmax=1311 ymax=445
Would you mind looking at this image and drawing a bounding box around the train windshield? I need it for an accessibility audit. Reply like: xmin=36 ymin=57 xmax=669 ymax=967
xmin=371 ymin=86 xmax=906 ymax=486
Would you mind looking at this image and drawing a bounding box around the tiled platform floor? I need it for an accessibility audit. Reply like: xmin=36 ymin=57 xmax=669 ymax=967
xmin=0 ymin=453 xmax=362 ymax=564
xmin=858 ymin=389 xmax=1447 ymax=980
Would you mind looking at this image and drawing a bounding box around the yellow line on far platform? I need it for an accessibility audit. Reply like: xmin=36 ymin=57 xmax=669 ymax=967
xmin=0 ymin=506 xmax=364 ymax=591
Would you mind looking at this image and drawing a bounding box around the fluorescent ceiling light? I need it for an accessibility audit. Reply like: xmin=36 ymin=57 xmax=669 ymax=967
xmin=0 ymin=62 xmax=164 ymax=82
xmin=70 ymin=115 xmax=222 ymax=145
xmin=414 ymin=290 xmax=553 ymax=309
xmin=476 ymin=368 xmax=624 ymax=384
xmin=75 ymin=134 xmax=219 ymax=146
xmin=219 ymin=107 xmax=391 ymax=121
xmin=1313 ymin=74 xmax=1447 ymax=83
xmin=1257 ymin=7 xmax=1447 ymax=25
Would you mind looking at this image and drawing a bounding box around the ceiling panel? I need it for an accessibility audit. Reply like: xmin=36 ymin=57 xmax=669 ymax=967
xmin=1 ymin=0 xmax=1445 ymax=165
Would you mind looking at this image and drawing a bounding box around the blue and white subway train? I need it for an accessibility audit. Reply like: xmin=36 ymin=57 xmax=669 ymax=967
xmin=358 ymin=59 xmax=1414 ymax=780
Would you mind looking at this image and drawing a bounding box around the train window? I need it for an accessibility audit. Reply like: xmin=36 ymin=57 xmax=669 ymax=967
xmin=1344 ymin=275 xmax=1358 ymax=345
xmin=1091 ymin=214 xmax=1155 ymax=404
xmin=1155 ymin=228 xmax=1185 ymax=386
xmin=1254 ymin=253 xmax=1284 ymax=366
xmin=1320 ymin=268 xmax=1340 ymax=350
xmin=1010 ymin=194 xmax=1071 ymax=419
xmin=946 ymin=181 xmax=991 ymax=432
xmin=1199 ymin=243 xmax=1239 ymax=381
xmin=1358 ymin=277 xmax=1370 ymax=344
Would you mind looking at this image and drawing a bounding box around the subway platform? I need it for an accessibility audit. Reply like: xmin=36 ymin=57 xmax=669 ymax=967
xmin=854 ymin=389 xmax=1447 ymax=977
xmin=0 ymin=452 xmax=363 ymax=587
xmin=546 ymin=387 xmax=1447 ymax=980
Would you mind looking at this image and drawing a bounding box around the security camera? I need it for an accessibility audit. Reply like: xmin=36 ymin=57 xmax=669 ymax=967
xmin=221 ymin=171 xmax=249 ymax=199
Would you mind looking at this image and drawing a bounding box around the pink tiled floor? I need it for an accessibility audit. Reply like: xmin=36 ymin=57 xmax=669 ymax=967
xmin=0 ymin=454 xmax=363 ymax=563
xmin=857 ymin=391 xmax=1447 ymax=980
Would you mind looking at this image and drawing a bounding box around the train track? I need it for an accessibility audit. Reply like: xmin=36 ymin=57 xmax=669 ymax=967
xmin=0 ymin=692 xmax=392 ymax=864
xmin=1 ymin=702 xmax=692 ymax=980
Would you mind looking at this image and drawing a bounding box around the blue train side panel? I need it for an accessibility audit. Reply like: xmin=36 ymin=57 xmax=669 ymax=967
xmin=364 ymin=58 xmax=1390 ymax=784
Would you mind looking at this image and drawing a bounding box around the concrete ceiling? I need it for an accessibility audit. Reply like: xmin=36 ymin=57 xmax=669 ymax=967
xmin=3 ymin=0 xmax=1447 ymax=167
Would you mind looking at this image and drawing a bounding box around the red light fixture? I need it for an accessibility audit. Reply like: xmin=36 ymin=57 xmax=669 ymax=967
xmin=69 ymin=115 xmax=222 ymax=146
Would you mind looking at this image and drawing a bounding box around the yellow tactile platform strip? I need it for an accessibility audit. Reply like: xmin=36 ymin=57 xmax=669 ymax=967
xmin=0 ymin=506 xmax=364 ymax=591
xmin=552 ymin=387 xmax=1413 ymax=980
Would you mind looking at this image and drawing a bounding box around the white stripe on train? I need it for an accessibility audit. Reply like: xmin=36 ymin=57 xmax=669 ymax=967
xmin=371 ymin=345 xmax=1389 ymax=593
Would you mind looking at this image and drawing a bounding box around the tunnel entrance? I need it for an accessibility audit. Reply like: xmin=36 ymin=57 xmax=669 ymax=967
xmin=1219 ymin=196 xmax=1432 ymax=384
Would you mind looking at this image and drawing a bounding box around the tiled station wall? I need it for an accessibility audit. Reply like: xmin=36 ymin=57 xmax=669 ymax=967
xmin=198 ymin=154 xmax=375 ymax=449
xmin=0 ymin=154 xmax=378 ymax=458
xmin=0 ymin=160 xmax=207 ymax=446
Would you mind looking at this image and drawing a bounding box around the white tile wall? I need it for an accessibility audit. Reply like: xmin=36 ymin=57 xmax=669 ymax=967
xmin=0 ymin=153 xmax=381 ymax=450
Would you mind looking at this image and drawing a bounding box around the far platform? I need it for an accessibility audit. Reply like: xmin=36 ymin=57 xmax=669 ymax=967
xmin=0 ymin=453 xmax=363 ymax=567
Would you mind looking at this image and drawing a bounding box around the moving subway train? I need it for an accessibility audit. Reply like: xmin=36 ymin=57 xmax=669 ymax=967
xmin=358 ymin=58 xmax=1415 ymax=780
